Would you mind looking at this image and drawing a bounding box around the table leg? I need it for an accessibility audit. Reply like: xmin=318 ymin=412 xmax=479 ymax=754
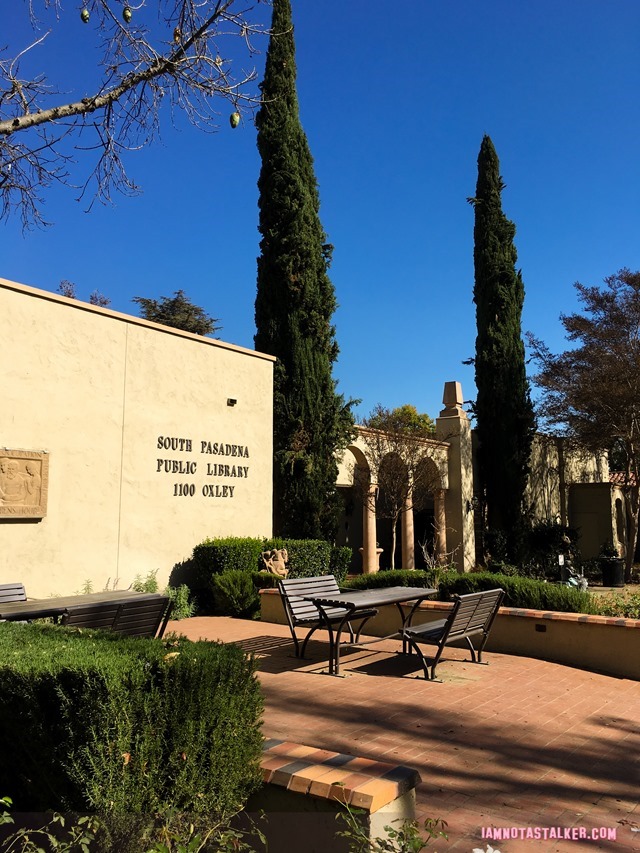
xmin=316 ymin=606 xmax=337 ymax=675
xmin=333 ymin=612 xmax=354 ymax=676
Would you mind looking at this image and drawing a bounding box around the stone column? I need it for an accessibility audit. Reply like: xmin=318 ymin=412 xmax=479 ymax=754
xmin=361 ymin=484 xmax=380 ymax=574
xmin=433 ymin=489 xmax=447 ymax=563
xmin=435 ymin=381 xmax=476 ymax=573
xmin=401 ymin=490 xmax=415 ymax=570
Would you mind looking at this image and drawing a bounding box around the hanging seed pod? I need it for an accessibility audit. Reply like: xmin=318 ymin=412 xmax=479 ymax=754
xmin=123 ymin=6 xmax=132 ymax=23
xmin=229 ymin=111 xmax=240 ymax=129
xmin=81 ymin=7 xmax=90 ymax=23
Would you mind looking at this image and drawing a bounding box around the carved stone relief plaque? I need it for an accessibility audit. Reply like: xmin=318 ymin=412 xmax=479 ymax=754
xmin=0 ymin=450 xmax=49 ymax=518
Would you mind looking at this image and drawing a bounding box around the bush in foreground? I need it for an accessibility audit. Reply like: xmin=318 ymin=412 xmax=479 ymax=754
xmin=0 ymin=623 xmax=263 ymax=845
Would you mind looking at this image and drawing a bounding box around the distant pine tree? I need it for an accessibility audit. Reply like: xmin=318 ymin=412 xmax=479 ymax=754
xmin=470 ymin=135 xmax=535 ymax=559
xmin=254 ymin=0 xmax=354 ymax=539
xmin=132 ymin=290 xmax=220 ymax=336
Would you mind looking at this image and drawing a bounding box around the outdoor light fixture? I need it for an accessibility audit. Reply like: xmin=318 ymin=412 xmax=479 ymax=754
xmin=227 ymin=398 xmax=237 ymax=407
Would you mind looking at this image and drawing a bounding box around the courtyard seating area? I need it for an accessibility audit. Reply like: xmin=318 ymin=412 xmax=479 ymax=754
xmin=170 ymin=615 xmax=640 ymax=852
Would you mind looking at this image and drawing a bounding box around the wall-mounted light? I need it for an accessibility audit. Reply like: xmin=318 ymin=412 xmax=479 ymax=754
xmin=466 ymin=496 xmax=479 ymax=514
xmin=227 ymin=398 xmax=237 ymax=407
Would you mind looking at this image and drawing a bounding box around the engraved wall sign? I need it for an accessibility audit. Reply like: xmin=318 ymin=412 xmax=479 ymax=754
xmin=0 ymin=449 xmax=49 ymax=518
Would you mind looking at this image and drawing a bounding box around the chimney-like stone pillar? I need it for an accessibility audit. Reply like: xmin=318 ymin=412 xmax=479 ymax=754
xmin=435 ymin=381 xmax=476 ymax=572
xmin=434 ymin=488 xmax=448 ymax=563
xmin=361 ymin=483 xmax=380 ymax=574
xmin=401 ymin=490 xmax=415 ymax=570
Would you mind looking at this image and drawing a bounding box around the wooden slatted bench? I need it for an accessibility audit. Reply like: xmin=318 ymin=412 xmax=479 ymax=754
xmin=61 ymin=595 xmax=172 ymax=639
xmin=113 ymin=595 xmax=172 ymax=638
xmin=0 ymin=583 xmax=27 ymax=604
xmin=278 ymin=575 xmax=377 ymax=660
xmin=401 ymin=588 xmax=504 ymax=680
xmin=244 ymin=739 xmax=421 ymax=852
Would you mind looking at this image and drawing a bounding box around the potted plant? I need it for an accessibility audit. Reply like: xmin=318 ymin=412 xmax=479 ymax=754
xmin=598 ymin=541 xmax=625 ymax=588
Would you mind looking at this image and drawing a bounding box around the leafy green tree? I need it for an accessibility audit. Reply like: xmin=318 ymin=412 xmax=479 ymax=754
xmin=529 ymin=269 xmax=640 ymax=581
xmin=365 ymin=404 xmax=434 ymax=436
xmin=254 ymin=0 xmax=354 ymax=539
xmin=468 ymin=135 xmax=535 ymax=559
xmin=132 ymin=290 xmax=220 ymax=336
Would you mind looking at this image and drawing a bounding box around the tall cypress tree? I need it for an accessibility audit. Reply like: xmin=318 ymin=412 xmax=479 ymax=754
xmin=254 ymin=0 xmax=353 ymax=539
xmin=470 ymin=135 xmax=535 ymax=559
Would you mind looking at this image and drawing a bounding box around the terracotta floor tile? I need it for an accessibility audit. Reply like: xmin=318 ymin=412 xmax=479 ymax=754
xmin=170 ymin=616 xmax=640 ymax=853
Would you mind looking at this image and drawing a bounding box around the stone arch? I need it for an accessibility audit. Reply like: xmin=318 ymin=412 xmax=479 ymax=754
xmin=411 ymin=456 xmax=444 ymax=568
xmin=335 ymin=445 xmax=372 ymax=572
xmin=375 ymin=451 xmax=410 ymax=569
xmin=335 ymin=423 xmax=454 ymax=573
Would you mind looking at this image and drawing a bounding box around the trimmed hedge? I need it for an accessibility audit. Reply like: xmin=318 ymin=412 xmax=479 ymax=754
xmin=263 ymin=538 xmax=336 ymax=580
xmin=192 ymin=537 xmax=265 ymax=576
xmin=329 ymin=545 xmax=352 ymax=582
xmin=192 ymin=537 xmax=350 ymax=584
xmin=0 ymin=623 xmax=263 ymax=824
xmin=437 ymin=572 xmax=597 ymax=614
xmin=191 ymin=538 xmax=352 ymax=615
xmin=343 ymin=569 xmax=437 ymax=591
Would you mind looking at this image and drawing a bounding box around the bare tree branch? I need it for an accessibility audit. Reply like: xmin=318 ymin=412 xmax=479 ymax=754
xmin=1 ymin=0 xmax=270 ymax=227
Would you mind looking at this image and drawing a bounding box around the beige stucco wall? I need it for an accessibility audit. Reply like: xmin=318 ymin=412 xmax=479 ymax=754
xmin=0 ymin=278 xmax=274 ymax=597
xmin=527 ymin=434 xmax=609 ymax=526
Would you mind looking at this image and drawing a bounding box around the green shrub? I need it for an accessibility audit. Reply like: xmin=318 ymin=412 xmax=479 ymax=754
xmin=343 ymin=569 xmax=437 ymax=591
xmin=262 ymin=538 xmax=335 ymax=580
xmin=166 ymin=583 xmax=196 ymax=620
xmin=593 ymin=591 xmax=640 ymax=619
xmin=191 ymin=537 xmax=347 ymax=613
xmin=251 ymin=571 xmax=280 ymax=592
xmin=485 ymin=561 xmax=521 ymax=577
xmin=130 ymin=571 xmax=195 ymax=619
xmin=212 ymin=570 xmax=261 ymax=618
xmin=168 ymin=557 xmax=200 ymax=589
xmin=193 ymin=538 xmax=265 ymax=576
xmin=210 ymin=571 xmax=278 ymax=618
xmin=0 ymin=623 xmax=263 ymax=828
xmin=329 ymin=545 xmax=353 ymax=583
xmin=437 ymin=572 xmax=597 ymax=614
xmin=131 ymin=569 xmax=160 ymax=593
xmin=190 ymin=538 xmax=265 ymax=612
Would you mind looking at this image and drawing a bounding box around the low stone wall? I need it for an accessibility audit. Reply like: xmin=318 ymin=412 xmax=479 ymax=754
xmin=260 ymin=589 xmax=640 ymax=681
xmin=244 ymin=739 xmax=420 ymax=852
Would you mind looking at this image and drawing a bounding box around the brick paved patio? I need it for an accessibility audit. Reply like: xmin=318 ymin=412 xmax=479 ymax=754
xmin=169 ymin=616 xmax=640 ymax=853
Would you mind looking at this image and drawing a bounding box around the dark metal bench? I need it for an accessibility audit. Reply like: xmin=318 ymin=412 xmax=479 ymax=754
xmin=0 ymin=583 xmax=27 ymax=604
xmin=61 ymin=595 xmax=172 ymax=639
xmin=113 ymin=595 xmax=173 ymax=638
xmin=278 ymin=575 xmax=377 ymax=660
xmin=401 ymin=588 xmax=504 ymax=680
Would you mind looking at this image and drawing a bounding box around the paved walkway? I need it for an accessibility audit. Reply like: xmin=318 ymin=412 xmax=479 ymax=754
xmin=168 ymin=616 xmax=640 ymax=853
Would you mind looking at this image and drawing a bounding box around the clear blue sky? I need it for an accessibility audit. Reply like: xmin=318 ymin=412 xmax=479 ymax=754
xmin=3 ymin=1 xmax=639 ymax=422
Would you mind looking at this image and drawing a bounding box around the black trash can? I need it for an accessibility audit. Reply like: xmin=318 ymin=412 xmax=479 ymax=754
xmin=599 ymin=557 xmax=625 ymax=588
